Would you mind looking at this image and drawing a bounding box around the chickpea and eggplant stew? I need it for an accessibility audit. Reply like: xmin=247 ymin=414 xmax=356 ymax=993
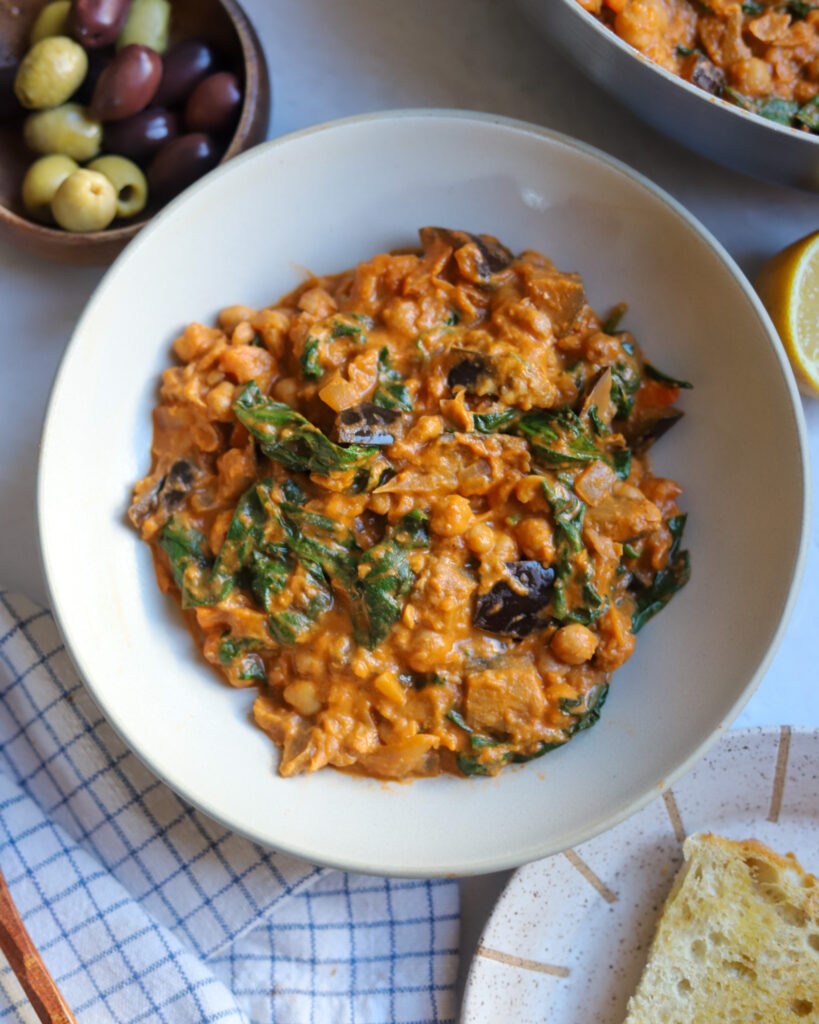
xmin=579 ymin=0 xmax=819 ymax=133
xmin=129 ymin=228 xmax=691 ymax=780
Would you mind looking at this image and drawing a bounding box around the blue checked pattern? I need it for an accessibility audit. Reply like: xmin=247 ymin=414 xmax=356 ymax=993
xmin=0 ymin=591 xmax=459 ymax=1023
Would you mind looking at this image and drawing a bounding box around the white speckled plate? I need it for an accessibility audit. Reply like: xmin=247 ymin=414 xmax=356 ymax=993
xmin=461 ymin=727 xmax=818 ymax=1023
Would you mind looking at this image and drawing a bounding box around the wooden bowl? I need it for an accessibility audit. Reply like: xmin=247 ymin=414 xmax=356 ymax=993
xmin=0 ymin=0 xmax=270 ymax=264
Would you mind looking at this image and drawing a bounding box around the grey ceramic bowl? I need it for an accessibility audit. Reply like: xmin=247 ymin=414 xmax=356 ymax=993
xmin=517 ymin=0 xmax=819 ymax=191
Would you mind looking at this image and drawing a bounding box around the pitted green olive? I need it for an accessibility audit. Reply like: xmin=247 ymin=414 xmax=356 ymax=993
xmin=29 ymin=2 xmax=72 ymax=45
xmin=116 ymin=0 xmax=170 ymax=53
xmin=87 ymin=155 xmax=148 ymax=218
xmin=51 ymin=168 xmax=117 ymax=232
xmin=14 ymin=36 xmax=88 ymax=110
xmin=24 ymin=103 xmax=103 ymax=161
xmin=21 ymin=154 xmax=78 ymax=223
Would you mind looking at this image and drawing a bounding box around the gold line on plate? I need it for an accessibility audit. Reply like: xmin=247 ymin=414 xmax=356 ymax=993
xmin=476 ymin=945 xmax=570 ymax=978
xmin=663 ymin=788 xmax=686 ymax=844
xmin=768 ymin=724 xmax=791 ymax=823
xmin=562 ymin=849 xmax=618 ymax=903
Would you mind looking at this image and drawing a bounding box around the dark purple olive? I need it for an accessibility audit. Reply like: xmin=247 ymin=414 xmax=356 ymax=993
xmin=185 ymin=72 xmax=242 ymax=135
xmin=147 ymin=132 xmax=218 ymax=200
xmin=104 ymin=107 xmax=179 ymax=162
xmin=90 ymin=44 xmax=162 ymax=122
xmin=153 ymin=40 xmax=216 ymax=107
xmin=68 ymin=0 xmax=133 ymax=49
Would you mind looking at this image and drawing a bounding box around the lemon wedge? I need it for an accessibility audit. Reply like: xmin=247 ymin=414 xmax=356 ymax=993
xmin=755 ymin=229 xmax=819 ymax=397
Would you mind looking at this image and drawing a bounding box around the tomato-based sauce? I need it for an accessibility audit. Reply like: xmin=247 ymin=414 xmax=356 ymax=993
xmin=129 ymin=228 xmax=690 ymax=779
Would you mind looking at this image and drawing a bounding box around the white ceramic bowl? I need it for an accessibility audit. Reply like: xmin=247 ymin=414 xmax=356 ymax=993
xmin=518 ymin=0 xmax=819 ymax=191
xmin=38 ymin=111 xmax=809 ymax=877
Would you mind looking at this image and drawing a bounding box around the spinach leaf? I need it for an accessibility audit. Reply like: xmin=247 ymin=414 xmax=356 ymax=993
xmin=248 ymin=545 xmax=292 ymax=610
xmin=300 ymin=315 xmax=368 ymax=381
xmin=278 ymin=502 xmax=361 ymax=589
xmin=473 ymin=409 xmax=519 ymax=434
xmin=551 ymin=542 xmax=607 ymax=626
xmin=675 ymin=43 xmax=701 ymax=56
xmin=643 ymin=362 xmax=694 ymax=390
xmin=518 ymin=408 xmax=602 ymax=468
xmin=567 ymin=683 xmax=609 ymax=735
xmin=372 ymin=347 xmax=413 ymax=411
xmin=300 ymin=336 xmax=322 ymax=380
xmin=445 ymin=310 xmax=460 ymax=326
xmin=797 ymin=96 xmax=819 ymax=131
xmin=610 ymin=359 xmax=642 ymax=419
xmin=445 ymin=708 xmax=472 ymax=733
xmin=217 ymin=635 xmax=267 ymax=682
xmin=351 ymin=509 xmax=429 ymax=649
xmin=741 ymin=1 xmax=764 ymax=12
xmin=234 ymin=381 xmax=379 ymax=476
xmin=782 ymin=0 xmax=818 ymax=17
xmin=158 ymin=516 xmax=212 ymax=608
xmin=601 ymin=303 xmax=627 ymax=334
xmin=209 ymin=482 xmax=272 ymax=602
xmin=542 ymin=478 xmax=585 ymax=553
xmin=758 ymin=97 xmax=799 ymax=125
xmin=267 ymin=560 xmax=334 ymax=645
xmin=587 ymin=405 xmax=610 ymax=438
xmin=611 ymin=448 xmax=632 ymax=481
xmin=630 ymin=515 xmax=691 ymax=633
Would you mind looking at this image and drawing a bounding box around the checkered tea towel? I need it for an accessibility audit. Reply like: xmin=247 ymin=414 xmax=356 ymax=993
xmin=0 ymin=591 xmax=459 ymax=1024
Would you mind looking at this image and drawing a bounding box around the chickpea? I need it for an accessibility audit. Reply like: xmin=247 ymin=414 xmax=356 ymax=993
xmin=431 ymin=495 xmax=473 ymax=537
xmin=219 ymin=304 xmax=256 ymax=333
xmin=516 ymin=517 xmax=555 ymax=562
xmin=283 ymin=682 xmax=322 ymax=717
xmin=729 ymin=57 xmax=772 ymax=98
xmin=206 ymin=381 xmax=236 ymax=421
xmin=407 ymin=631 xmax=451 ymax=673
xmin=272 ymin=376 xmax=299 ymax=406
xmin=465 ymin=522 xmax=495 ymax=555
xmin=614 ymin=0 xmax=669 ymax=53
xmin=551 ymin=624 xmax=598 ymax=666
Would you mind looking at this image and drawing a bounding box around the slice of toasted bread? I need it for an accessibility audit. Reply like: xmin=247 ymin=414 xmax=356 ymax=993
xmin=623 ymin=832 xmax=819 ymax=1023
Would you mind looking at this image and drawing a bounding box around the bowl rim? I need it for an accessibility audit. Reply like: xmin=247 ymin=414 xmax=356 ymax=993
xmin=554 ymin=0 xmax=819 ymax=149
xmin=0 ymin=0 xmax=267 ymax=250
xmin=36 ymin=108 xmax=812 ymax=876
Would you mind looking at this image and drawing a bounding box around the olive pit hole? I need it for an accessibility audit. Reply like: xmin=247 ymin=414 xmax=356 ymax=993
xmin=120 ymin=185 xmax=136 ymax=202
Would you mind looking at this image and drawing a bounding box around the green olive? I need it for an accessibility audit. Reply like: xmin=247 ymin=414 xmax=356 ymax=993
xmin=29 ymin=1 xmax=72 ymax=45
xmin=24 ymin=103 xmax=103 ymax=161
xmin=87 ymin=155 xmax=148 ymax=218
xmin=21 ymin=153 xmax=79 ymax=223
xmin=52 ymin=168 xmax=117 ymax=232
xmin=14 ymin=36 xmax=88 ymax=110
xmin=116 ymin=0 xmax=171 ymax=52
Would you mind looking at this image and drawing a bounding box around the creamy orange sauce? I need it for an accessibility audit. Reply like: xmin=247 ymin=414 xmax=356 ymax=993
xmin=129 ymin=228 xmax=689 ymax=779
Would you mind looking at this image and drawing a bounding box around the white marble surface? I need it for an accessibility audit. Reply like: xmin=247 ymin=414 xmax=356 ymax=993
xmin=1 ymin=0 xmax=818 ymax=1011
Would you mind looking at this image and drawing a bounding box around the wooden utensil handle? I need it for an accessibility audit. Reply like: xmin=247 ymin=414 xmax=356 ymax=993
xmin=0 ymin=865 xmax=77 ymax=1024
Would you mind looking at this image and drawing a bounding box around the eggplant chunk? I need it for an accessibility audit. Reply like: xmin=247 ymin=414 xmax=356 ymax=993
xmin=474 ymin=561 xmax=556 ymax=638
xmin=129 ymin=458 xmax=197 ymax=528
xmin=447 ymin=349 xmax=499 ymax=395
xmin=630 ymin=408 xmax=684 ymax=454
xmin=531 ymin=269 xmax=586 ymax=337
xmin=684 ymin=53 xmax=725 ymax=97
xmin=419 ymin=226 xmax=514 ymax=280
xmin=336 ymin=402 xmax=405 ymax=445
